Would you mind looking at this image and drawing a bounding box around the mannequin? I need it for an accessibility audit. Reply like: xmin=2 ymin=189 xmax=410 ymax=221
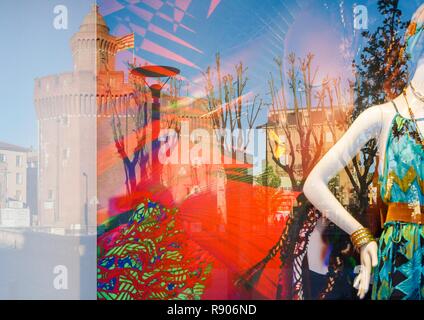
xmin=303 ymin=5 xmax=424 ymax=300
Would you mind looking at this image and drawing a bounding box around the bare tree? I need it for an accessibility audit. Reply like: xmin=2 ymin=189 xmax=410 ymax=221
xmin=162 ymin=77 xmax=183 ymax=137
xmin=268 ymin=53 xmax=324 ymax=191
xmin=204 ymin=54 xmax=262 ymax=163
xmin=108 ymin=76 xmax=149 ymax=195
xmin=204 ymin=53 xmax=228 ymax=158
xmin=242 ymin=94 xmax=263 ymax=163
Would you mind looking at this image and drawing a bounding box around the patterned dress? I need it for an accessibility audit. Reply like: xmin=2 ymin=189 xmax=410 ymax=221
xmin=372 ymin=102 xmax=424 ymax=300
xmin=97 ymin=199 xmax=213 ymax=300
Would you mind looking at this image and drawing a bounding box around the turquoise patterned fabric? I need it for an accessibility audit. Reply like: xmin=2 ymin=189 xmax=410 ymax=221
xmin=379 ymin=113 xmax=424 ymax=207
xmin=372 ymin=222 xmax=424 ymax=300
xmin=406 ymin=22 xmax=424 ymax=76
xmin=373 ymin=110 xmax=424 ymax=300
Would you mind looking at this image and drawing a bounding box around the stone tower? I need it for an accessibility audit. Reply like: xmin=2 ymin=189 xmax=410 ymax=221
xmin=34 ymin=6 xmax=101 ymax=231
xmin=70 ymin=5 xmax=116 ymax=73
xmin=35 ymin=5 xmax=226 ymax=229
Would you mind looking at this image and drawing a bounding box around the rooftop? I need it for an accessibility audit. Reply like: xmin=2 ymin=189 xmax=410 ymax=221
xmin=0 ymin=141 xmax=30 ymax=153
xmin=79 ymin=5 xmax=109 ymax=33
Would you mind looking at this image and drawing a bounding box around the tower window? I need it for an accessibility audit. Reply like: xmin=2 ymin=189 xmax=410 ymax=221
xmin=62 ymin=148 xmax=70 ymax=160
xmin=61 ymin=116 xmax=70 ymax=127
xmin=48 ymin=190 xmax=54 ymax=201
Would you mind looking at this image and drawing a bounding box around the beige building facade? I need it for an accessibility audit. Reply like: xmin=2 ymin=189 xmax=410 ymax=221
xmin=0 ymin=142 xmax=28 ymax=208
xmin=267 ymin=106 xmax=354 ymax=206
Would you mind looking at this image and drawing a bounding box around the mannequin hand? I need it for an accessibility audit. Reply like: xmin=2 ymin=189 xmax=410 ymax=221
xmin=353 ymin=241 xmax=378 ymax=299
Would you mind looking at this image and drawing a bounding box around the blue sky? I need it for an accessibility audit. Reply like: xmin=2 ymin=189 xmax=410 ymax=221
xmin=0 ymin=0 xmax=93 ymax=148
xmin=98 ymin=0 xmax=418 ymax=97
xmin=0 ymin=0 xmax=420 ymax=149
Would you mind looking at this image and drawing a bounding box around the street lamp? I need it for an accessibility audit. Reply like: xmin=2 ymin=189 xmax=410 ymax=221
xmin=0 ymin=165 xmax=10 ymax=209
xmin=130 ymin=65 xmax=180 ymax=184
xmin=82 ymin=172 xmax=88 ymax=234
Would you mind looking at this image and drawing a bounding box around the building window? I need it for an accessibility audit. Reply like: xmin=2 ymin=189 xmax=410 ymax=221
xmin=16 ymin=155 xmax=23 ymax=167
xmin=44 ymin=152 xmax=49 ymax=168
xmin=0 ymin=154 xmax=6 ymax=163
xmin=61 ymin=116 xmax=70 ymax=127
xmin=15 ymin=190 xmax=22 ymax=202
xmin=63 ymin=148 xmax=70 ymax=160
xmin=48 ymin=189 xmax=54 ymax=201
xmin=16 ymin=173 xmax=23 ymax=185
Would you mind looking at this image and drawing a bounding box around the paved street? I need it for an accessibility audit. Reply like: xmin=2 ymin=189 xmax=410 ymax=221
xmin=0 ymin=229 xmax=96 ymax=299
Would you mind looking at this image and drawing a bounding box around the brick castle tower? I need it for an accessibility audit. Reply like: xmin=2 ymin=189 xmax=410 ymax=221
xmin=35 ymin=5 xmax=227 ymax=230
xmin=34 ymin=6 xmax=102 ymax=231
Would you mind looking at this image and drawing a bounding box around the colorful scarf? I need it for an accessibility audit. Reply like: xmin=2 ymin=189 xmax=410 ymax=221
xmin=405 ymin=5 xmax=424 ymax=75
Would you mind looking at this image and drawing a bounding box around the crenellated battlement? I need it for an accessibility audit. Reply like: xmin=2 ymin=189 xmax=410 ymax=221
xmin=35 ymin=72 xmax=95 ymax=97
xmin=34 ymin=71 xmax=96 ymax=119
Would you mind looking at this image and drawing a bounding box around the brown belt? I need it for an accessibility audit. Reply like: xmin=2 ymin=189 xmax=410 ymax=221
xmin=386 ymin=203 xmax=424 ymax=224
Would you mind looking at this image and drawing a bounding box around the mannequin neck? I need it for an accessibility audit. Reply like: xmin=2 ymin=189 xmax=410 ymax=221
xmin=410 ymin=60 xmax=424 ymax=92
xmin=401 ymin=60 xmax=424 ymax=116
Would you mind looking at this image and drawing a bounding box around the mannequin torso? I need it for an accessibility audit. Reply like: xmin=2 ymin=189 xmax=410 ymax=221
xmin=304 ymin=62 xmax=424 ymax=235
xmin=303 ymin=60 xmax=424 ymax=299
xmin=377 ymin=88 xmax=424 ymax=176
xmin=302 ymin=3 xmax=424 ymax=300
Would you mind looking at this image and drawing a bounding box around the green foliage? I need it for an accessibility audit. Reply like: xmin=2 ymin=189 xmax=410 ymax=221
xmin=328 ymin=175 xmax=342 ymax=201
xmin=354 ymin=0 xmax=409 ymax=118
xmin=347 ymin=0 xmax=409 ymax=217
xmin=256 ymin=165 xmax=281 ymax=188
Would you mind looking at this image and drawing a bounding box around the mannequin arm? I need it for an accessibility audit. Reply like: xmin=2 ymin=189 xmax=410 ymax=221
xmin=304 ymin=107 xmax=382 ymax=299
xmin=303 ymin=106 xmax=382 ymax=235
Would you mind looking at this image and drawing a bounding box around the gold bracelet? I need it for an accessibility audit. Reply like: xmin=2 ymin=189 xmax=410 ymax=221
xmin=350 ymin=227 xmax=375 ymax=252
